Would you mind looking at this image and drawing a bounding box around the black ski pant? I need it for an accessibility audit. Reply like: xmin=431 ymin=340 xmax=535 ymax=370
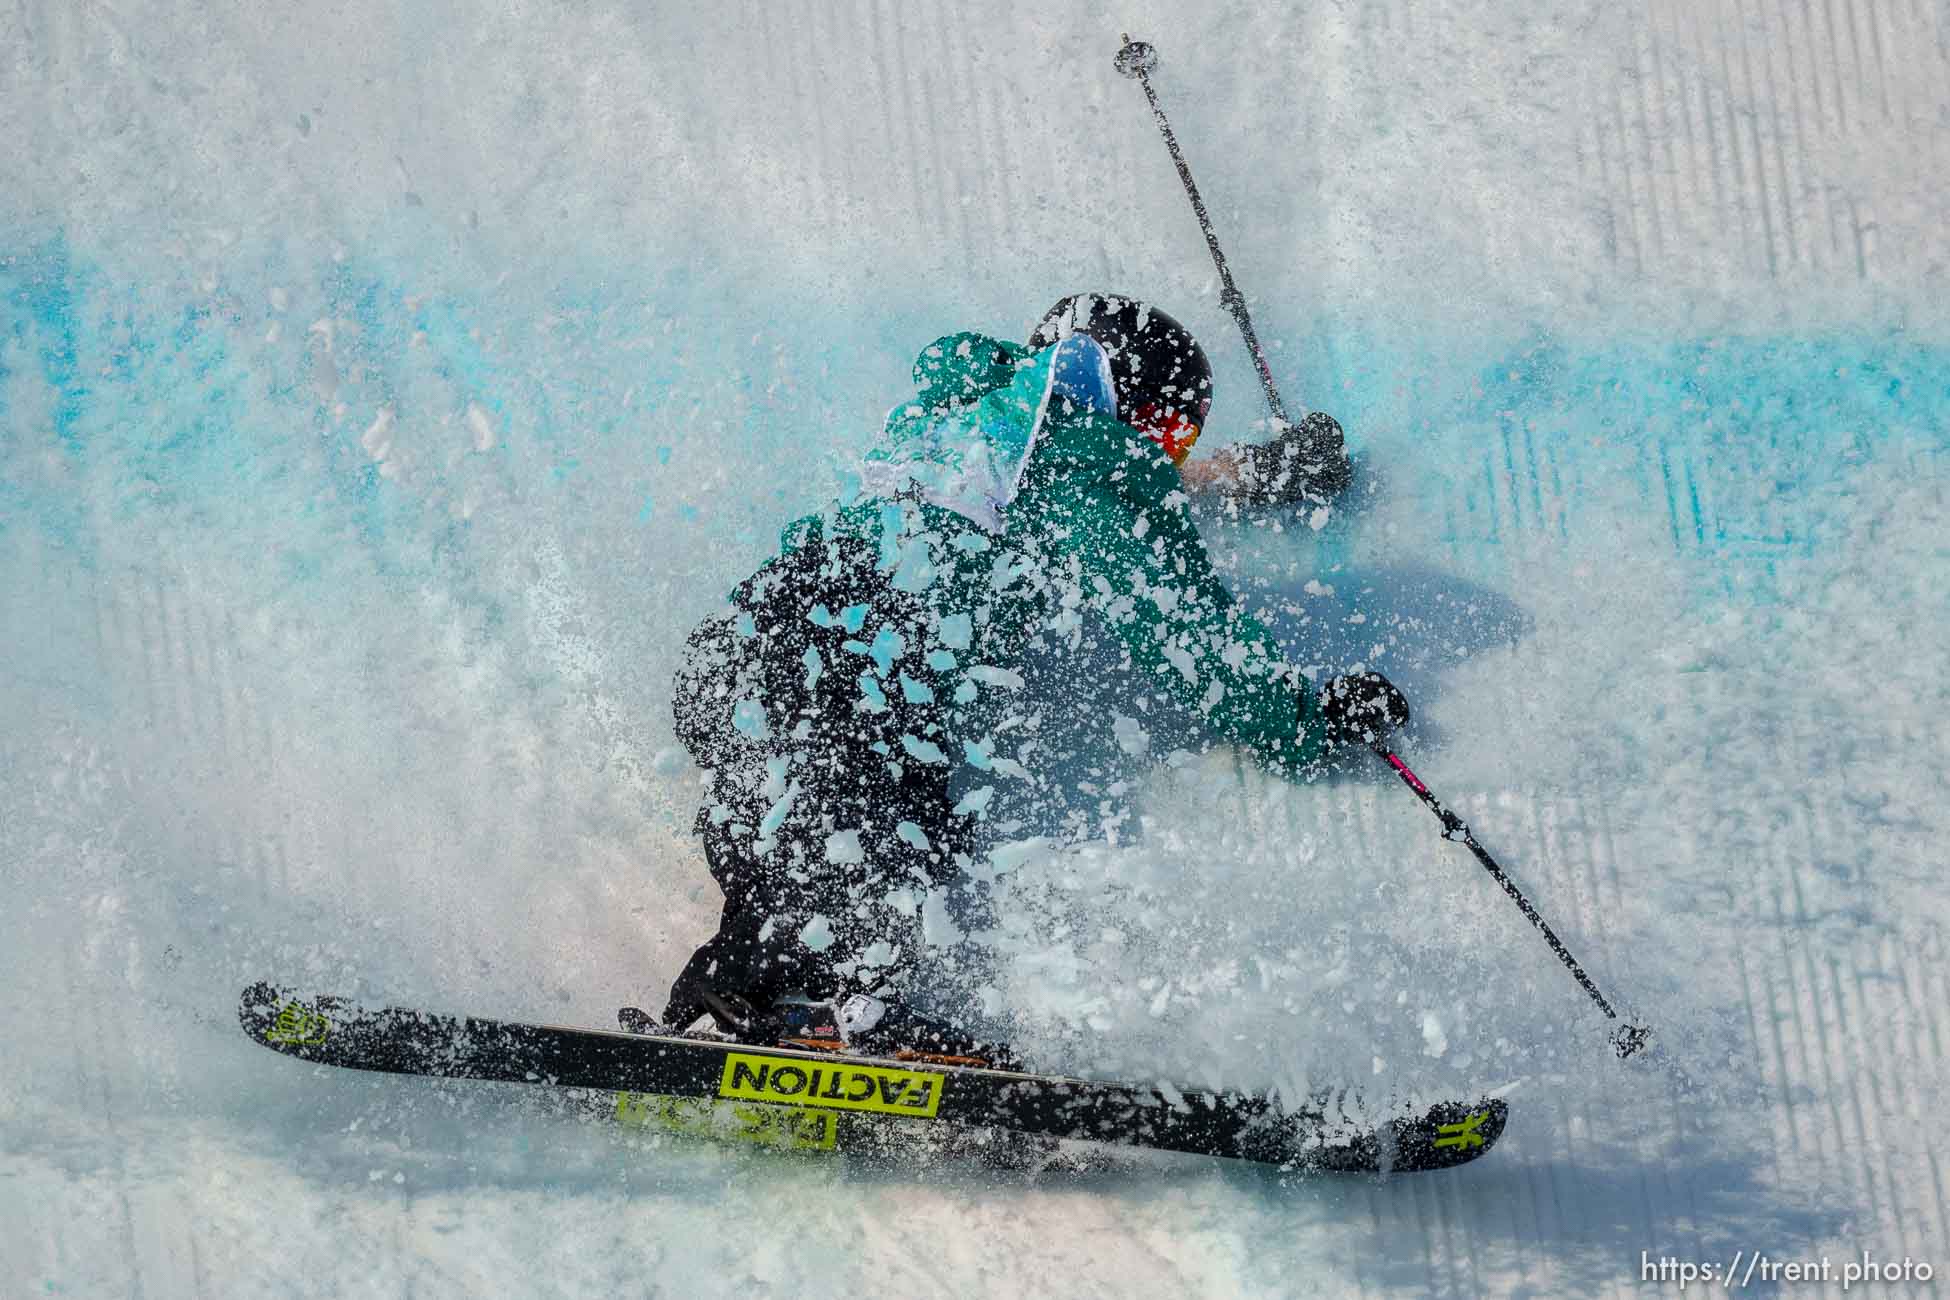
xmin=664 ymin=534 xmax=969 ymax=1022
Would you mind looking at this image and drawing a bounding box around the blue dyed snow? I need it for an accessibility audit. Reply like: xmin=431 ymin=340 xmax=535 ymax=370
xmin=5 ymin=242 xmax=1947 ymax=618
xmin=855 ymin=672 xmax=887 ymax=713
xmin=867 ymin=625 xmax=905 ymax=674
xmin=1307 ymin=330 xmax=1950 ymax=605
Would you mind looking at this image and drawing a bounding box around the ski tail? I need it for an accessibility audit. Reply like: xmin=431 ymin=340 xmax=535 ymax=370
xmin=1299 ymin=1098 xmax=1509 ymax=1173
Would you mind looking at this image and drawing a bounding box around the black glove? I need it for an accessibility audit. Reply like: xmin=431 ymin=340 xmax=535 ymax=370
xmin=1228 ymin=412 xmax=1353 ymax=507
xmin=1318 ymin=670 xmax=1411 ymax=748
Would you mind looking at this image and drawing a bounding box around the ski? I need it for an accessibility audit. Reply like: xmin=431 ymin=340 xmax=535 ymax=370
xmin=240 ymin=982 xmax=1508 ymax=1174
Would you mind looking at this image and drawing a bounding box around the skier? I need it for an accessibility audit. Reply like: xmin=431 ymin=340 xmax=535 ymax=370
xmin=654 ymin=293 xmax=1409 ymax=1062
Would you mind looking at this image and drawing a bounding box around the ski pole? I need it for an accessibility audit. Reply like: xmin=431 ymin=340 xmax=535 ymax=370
xmin=1115 ymin=34 xmax=1291 ymax=427
xmin=1371 ymin=740 xmax=1652 ymax=1059
xmin=1117 ymin=32 xmax=1645 ymax=1060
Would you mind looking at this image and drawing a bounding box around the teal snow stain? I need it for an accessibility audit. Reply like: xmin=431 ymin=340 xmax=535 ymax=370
xmin=856 ymin=672 xmax=887 ymax=713
xmin=937 ymin=613 xmax=973 ymax=650
xmin=1295 ymin=327 xmax=1950 ymax=608
xmin=900 ymin=734 xmax=948 ymax=765
xmin=953 ymin=785 xmax=994 ymax=816
xmin=8 ymin=236 xmax=1949 ymax=639
xmin=867 ymin=625 xmax=905 ymax=673
xmin=758 ymin=781 xmax=800 ymax=839
xmin=891 ymin=534 xmax=938 ymax=593
xmin=730 ymin=695 xmax=769 ymax=740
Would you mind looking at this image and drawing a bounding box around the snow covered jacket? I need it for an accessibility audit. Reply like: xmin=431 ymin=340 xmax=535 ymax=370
xmin=725 ymin=330 xmax=1331 ymax=788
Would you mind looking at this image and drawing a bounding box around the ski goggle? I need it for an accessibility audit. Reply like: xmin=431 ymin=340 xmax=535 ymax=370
xmin=1132 ymin=402 xmax=1203 ymax=467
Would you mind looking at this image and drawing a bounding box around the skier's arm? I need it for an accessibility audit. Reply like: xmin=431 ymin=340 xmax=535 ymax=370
xmin=1180 ymin=413 xmax=1353 ymax=508
xmin=1045 ymin=474 xmax=1331 ymax=773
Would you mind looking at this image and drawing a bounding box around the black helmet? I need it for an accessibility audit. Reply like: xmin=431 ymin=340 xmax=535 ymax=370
xmin=1028 ymin=294 xmax=1213 ymax=439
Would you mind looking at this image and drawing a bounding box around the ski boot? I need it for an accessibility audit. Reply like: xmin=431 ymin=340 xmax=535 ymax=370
xmin=616 ymin=986 xmax=756 ymax=1042
xmin=617 ymin=1006 xmax=675 ymax=1036
xmin=620 ymin=992 xmax=1022 ymax=1072
xmin=777 ymin=993 xmax=1024 ymax=1072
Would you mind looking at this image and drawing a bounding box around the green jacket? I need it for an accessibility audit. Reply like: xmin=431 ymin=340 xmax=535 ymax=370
xmin=758 ymin=330 xmax=1329 ymax=779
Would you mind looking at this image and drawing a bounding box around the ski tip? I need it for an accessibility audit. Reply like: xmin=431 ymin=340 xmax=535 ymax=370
xmin=238 ymin=981 xmax=280 ymax=1030
xmin=238 ymin=983 xmax=337 ymax=1058
xmin=1283 ymin=1096 xmax=1509 ymax=1175
xmin=1388 ymin=1097 xmax=1509 ymax=1172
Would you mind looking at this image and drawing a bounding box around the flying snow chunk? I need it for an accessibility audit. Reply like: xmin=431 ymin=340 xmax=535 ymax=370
xmin=922 ymin=888 xmax=964 ymax=946
xmin=891 ymin=538 xmax=937 ymax=593
xmin=988 ymin=837 xmax=1050 ymax=873
xmin=937 ymin=613 xmax=973 ymax=650
xmin=467 ymin=401 xmax=496 ymax=452
xmin=361 ymin=406 xmax=395 ymax=462
xmin=1422 ymin=1011 xmax=1449 ymax=1058
xmin=952 ymin=785 xmax=994 ymax=815
xmin=732 ymin=696 xmax=771 ymax=740
xmin=900 ymin=735 xmax=948 ymax=765
xmin=761 ymin=756 xmax=790 ymax=800
xmin=800 ymin=915 xmax=835 ymax=952
xmin=868 ymin=626 xmax=906 ymax=673
xmin=825 ymin=829 xmax=865 ymax=865
xmin=759 ymin=781 xmax=800 ymax=839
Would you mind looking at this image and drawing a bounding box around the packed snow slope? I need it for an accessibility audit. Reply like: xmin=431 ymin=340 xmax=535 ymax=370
xmin=5 ymin=1 xmax=1948 ymax=1296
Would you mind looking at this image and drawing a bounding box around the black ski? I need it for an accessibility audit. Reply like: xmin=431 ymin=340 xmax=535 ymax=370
xmin=239 ymin=982 xmax=1507 ymax=1173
